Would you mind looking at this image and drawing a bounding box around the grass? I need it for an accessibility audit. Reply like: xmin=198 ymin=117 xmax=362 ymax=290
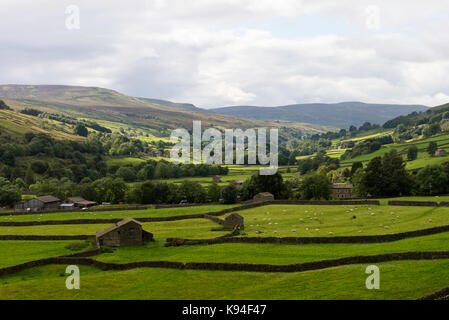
xmin=1 ymin=260 xmax=449 ymax=299
xmin=3 ymin=203 xmax=449 ymax=300
xmin=376 ymin=195 xmax=449 ymax=205
xmin=3 ymin=203 xmax=449 ymax=239
xmin=0 ymin=219 xmax=229 ymax=239
xmin=95 ymin=231 xmax=449 ymax=265
xmin=1 ymin=204 xmax=239 ymax=223
xmin=338 ymin=133 xmax=449 ymax=169
xmin=237 ymin=204 xmax=449 ymax=237
xmin=0 ymin=240 xmax=93 ymax=268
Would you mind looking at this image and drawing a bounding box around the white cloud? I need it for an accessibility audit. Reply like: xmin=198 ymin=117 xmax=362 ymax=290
xmin=0 ymin=0 xmax=448 ymax=108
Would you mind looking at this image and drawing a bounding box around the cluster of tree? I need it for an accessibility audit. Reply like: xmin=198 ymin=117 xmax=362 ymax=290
xmin=0 ymin=177 xmax=22 ymax=207
xmin=340 ymin=136 xmax=393 ymax=160
xmin=309 ymin=122 xmax=381 ymax=142
xmin=20 ymin=109 xmax=111 ymax=135
xmin=351 ymin=150 xmax=413 ymax=197
xmin=239 ymin=172 xmax=293 ymax=201
xmin=297 ymin=152 xmax=340 ymax=175
xmin=384 ymin=107 xmax=449 ymax=129
xmin=299 ymin=173 xmax=332 ymax=200
xmin=111 ymin=160 xmax=229 ymax=182
xmin=0 ymin=100 xmax=11 ymax=110
xmin=294 ymin=138 xmax=332 ymax=157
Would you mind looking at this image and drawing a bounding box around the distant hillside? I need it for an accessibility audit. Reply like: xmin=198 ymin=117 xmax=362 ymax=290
xmin=384 ymin=102 xmax=449 ymax=129
xmin=138 ymin=97 xmax=199 ymax=111
xmin=0 ymin=85 xmax=334 ymax=139
xmin=211 ymin=102 xmax=429 ymax=128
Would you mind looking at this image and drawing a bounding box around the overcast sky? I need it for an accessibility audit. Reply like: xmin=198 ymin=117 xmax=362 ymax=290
xmin=1 ymin=0 xmax=449 ymax=108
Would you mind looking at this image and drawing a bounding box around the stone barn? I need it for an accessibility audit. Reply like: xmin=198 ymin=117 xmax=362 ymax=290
xmin=435 ymin=149 xmax=447 ymax=157
xmin=64 ymin=197 xmax=97 ymax=208
xmin=96 ymin=218 xmax=154 ymax=247
xmin=15 ymin=195 xmax=61 ymax=212
xmin=332 ymin=184 xmax=354 ymax=199
xmin=253 ymin=192 xmax=275 ymax=203
xmin=224 ymin=213 xmax=244 ymax=230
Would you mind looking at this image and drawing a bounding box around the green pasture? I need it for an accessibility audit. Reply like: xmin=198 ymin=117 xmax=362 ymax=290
xmin=0 ymin=240 xmax=93 ymax=268
xmin=1 ymin=260 xmax=449 ymax=299
xmin=1 ymin=204 xmax=239 ymax=223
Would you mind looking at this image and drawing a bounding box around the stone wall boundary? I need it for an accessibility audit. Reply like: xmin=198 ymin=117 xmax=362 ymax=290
xmin=163 ymin=223 xmax=449 ymax=246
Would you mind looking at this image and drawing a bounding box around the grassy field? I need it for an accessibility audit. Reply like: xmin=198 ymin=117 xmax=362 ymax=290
xmin=0 ymin=240 xmax=93 ymax=268
xmin=338 ymin=133 xmax=449 ymax=169
xmin=2 ymin=203 xmax=449 ymax=300
xmin=235 ymin=204 xmax=448 ymax=237
xmin=94 ymin=231 xmax=449 ymax=265
xmin=1 ymin=260 xmax=449 ymax=300
xmin=0 ymin=204 xmax=239 ymax=223
xmin=2 ymin=204 xmax=449 ymax=238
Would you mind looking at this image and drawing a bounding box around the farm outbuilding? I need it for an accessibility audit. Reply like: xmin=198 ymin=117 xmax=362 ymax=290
xmin=224 ymin=213 xmax=244 ymax=230
xmin=96 ymin=218 xmax=154 ymax=247
xmin=253 ymin=192 xmax=275 ymax=203
xmin=435 ymin=149 xmax=447 ymax=157
xmin=15 ymin=195 xmax=61 ymax=212
xmin=64 ymin=197 xmax=97 ymax=208
xmin=332 ymin=184 xmax=354 ymax=199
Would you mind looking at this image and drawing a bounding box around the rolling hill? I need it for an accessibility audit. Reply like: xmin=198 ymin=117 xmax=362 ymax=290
xmin=211 ymin=102 xmax=429 ymax=128
xmin=0 ymin=85 xmax=335 ymax=140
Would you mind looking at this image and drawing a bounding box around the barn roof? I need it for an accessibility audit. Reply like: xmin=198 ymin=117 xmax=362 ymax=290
xmin=34 ymin=196 xmax=60 ymax=203
xmin=256 ymin=192 xmax=274 ymax=197
xmin=66 ymin=197 xmax=86 ymax=203
xmin=96 ymin=218 xmax=142 ymax=238
xmin=332 ymin=184 xmax=353 ymax=189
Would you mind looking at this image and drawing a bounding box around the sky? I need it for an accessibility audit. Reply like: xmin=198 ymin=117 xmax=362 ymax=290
xmin=1 ymin=0 xmax=449 ymax=108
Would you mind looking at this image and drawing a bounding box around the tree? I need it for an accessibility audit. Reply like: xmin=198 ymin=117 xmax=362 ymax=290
xmin=115 ymin=167 xmax=136 ymax=182
xmin=354 ymin=153 xmax=412 ymax=197
xmin=350 ymin=162 xmax=363 ymax=177
xmin=207 ymin=183 xmax=221 ymax=203
xmin=415 ymin=165 xmax=448 ymax=195
xmin=179 ymin=180 xmax=206 ymax=203
xmin=428 ymin=141 xmax=438 ymax=157
xmin=91 ymin=178 xmax=127 ymax=204
xmin=74 ymin=124 xmax=88 ymax=137
xmin=0 ymin=186 xmax=21 ymax=207
xmin=424 ymin=123 xmax=441 ymax=138
xmin=25 ymin=165 xmax=35 ymax=186
xmin=0 ymin=100 xmax=10 ymax=110
xmin=221 ymin=184 xmax=238 ymax=204
xmin=31 ymin=160 xmax=48 ymax=174
xmin=407 ymin=145 xmax=418 ymax=161
xmin=300 ymin=173 xmax=332 ymax=200
xmin=140 ymin=181 xmax=156 ymax=204
xmin=240 ymin=172 xmax=289 ymax=200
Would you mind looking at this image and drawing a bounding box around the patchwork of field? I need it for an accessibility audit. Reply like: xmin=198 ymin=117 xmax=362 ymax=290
xmin=338 ymin=134 xmax=449 ymax=169
xmin=2 ymin=203 xmax=449 ymax=300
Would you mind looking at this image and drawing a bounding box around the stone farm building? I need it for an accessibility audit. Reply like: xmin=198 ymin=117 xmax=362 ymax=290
xmin=224 ymin=213 xmax=244 ymax=230
xmin=253 ymin=192 xmax=275 ymax=202
xmin=14 ymin=196 xmax=61 ymax=212
xmin=64 ymin=197 xmax=97 ymax=208
xmin=332 ymin=184 xmax=354 ymax=199
xmin=435 ymin=149 xmax=447 ymax=157
xmin=96 ymin=218 xmax=154 ymax=247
